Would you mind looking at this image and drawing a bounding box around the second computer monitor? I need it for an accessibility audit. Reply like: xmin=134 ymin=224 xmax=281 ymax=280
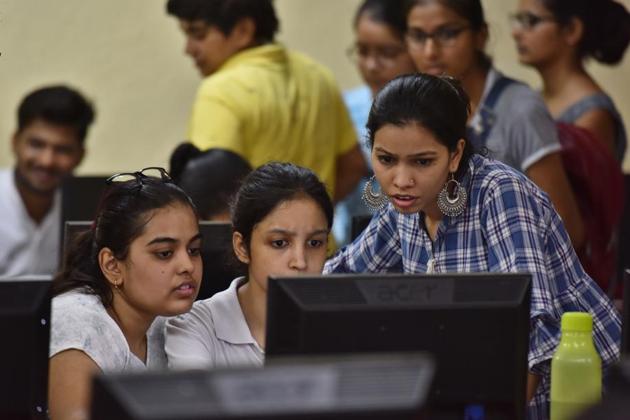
xmin=0 ymin=277 xmax=51 ymax=419
xmin=91 ymin=352 xmax=435 ymax=420
xmin=266 ymin=273 xmax=531 ymax=420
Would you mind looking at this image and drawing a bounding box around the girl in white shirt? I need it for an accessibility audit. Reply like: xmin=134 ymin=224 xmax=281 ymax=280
xmin=165 ymin=162 xmax=333 ymax=369
xmin=49 ymin=168 xmax=202 ymax=420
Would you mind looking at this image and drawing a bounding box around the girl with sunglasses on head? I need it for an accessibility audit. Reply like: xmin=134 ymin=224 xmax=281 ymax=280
xmin=511 ymin=0 xmax=629 ymax=160
xmin=49 ymin=168 xmax=202 ymax=420
xmin=334 ymin=0 xmax=417 ymax=246
xmin=324 ymin=73 xmax=621 ymax=419
xmin=404 ymin=0 xmax=585 ymax=251
xmin=165 ymin=162 xmax=333 ymax=369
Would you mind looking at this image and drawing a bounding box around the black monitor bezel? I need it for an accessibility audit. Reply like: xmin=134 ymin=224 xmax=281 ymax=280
xmin=91 ymin=352 xmax=435 ymax=420
xmin=266 ymin=272 xmax=531 ymax=420
xmin=0 ymin=277 xmax=52 ymax=419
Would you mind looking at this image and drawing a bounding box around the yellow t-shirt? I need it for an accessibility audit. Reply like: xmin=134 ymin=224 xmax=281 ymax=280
xmin=187 ymin=43 xmax=358 ymax=198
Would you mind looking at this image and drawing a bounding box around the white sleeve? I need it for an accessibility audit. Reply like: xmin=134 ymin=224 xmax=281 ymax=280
xmin=165 ymin=301 xmax=216 ymax=370
xmin=49 ymin=293 xmax=128 ymax=371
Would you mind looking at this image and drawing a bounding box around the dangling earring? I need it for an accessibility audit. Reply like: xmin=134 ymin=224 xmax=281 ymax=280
xmin=362 ymin=176 xmax=389 ymax=211
xmin=437 ymin=173 xmax=467 ymax=217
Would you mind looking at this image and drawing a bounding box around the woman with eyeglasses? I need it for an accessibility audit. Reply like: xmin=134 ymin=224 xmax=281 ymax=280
xmin=333 ymin=0 xmax=417 ymax=246
xmin=165 ymin=162 xmax=333 ymax=369
xmin=324 ymin=72 xmax=621 ymax=420
xmin=511 ymin=0 xmax=629 ymax=295
xmin=48 ymin=168 xmax=202 ymax=420
xmin=511 ymin=0 xmax=629 ymax=160
xmin=404 ymin=0 xmax=585 ymax=250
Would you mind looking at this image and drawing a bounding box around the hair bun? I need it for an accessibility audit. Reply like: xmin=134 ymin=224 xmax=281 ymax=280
xmin=169 ymin=142 xmax=202 ymax=183
xmin=588 ymin=0 xmax=630 ymax=64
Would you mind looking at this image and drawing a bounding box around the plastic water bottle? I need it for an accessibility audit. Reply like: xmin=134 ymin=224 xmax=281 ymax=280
xmin=550 ymin=312 xmax=601 ymax=420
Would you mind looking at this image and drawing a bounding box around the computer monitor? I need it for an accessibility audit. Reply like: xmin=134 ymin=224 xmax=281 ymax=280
xmin=91 ymin=352 xmax=434 ymax=420
xmin=62 ymin=220 xmax=91 ymax=252
xmin=61 ymin=221 xmax=241 ymax=300
xmin=0 ymin=277 xmax=52 ymax=419
xmin=60 ymin=175 xmax=109 ymax=257
xmin=266 ymin=273 xmax=531 ymax=420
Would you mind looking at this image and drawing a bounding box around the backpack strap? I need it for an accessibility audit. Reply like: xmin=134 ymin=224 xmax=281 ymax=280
xmin=467 ymin=76 xmax=518 ymax=149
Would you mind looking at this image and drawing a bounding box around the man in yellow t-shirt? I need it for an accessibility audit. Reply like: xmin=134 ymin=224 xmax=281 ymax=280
xmin=166 ymin=0 xmax=367 ymax=201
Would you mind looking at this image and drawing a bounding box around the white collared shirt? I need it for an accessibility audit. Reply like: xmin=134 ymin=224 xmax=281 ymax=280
xmin=165 ymin=277 xmax=264 ymax=370
xmin=0 ymin=169 xmax=61 ymax=277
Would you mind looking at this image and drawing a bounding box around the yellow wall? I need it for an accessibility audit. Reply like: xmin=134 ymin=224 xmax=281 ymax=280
xmin=1 ymin=0 xmax=629 ymax=173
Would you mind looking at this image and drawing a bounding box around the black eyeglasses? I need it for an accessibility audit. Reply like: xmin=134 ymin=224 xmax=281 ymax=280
xmin=406 ymin=25 xmax=470 ymax=49
xmin=105 ymin=167 xmax=173 ymax=187
xmin=346 ymin=43 xmax=407 ymax=67
xmin=510 ymin=11 xmax=556 ymax=30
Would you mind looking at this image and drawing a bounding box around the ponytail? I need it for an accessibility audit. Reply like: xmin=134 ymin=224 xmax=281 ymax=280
xmin=169 ymin=142 xmax=202 ymax=183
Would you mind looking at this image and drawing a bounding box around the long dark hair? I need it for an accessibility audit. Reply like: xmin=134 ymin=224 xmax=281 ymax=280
xmin=367 ymin=73 xmax=473 ymax=179
xmin=541 ymin=0 xmax=630 ymax=64
xmin=53 ymin=177 xmax=198 ymax=307
xmin=231 ymin=162 xmax=333 ymax=250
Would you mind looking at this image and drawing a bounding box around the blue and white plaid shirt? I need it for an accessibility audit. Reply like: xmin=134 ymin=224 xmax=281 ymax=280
xmin=324 ymin=154 xmax=621 ymax=419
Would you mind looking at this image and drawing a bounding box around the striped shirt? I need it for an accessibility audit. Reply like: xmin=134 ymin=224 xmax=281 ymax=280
xmin=324 ymin=154 xmax=621 ymax=419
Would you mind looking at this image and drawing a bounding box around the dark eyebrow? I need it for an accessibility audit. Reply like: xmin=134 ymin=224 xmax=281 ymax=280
xmin=375 ymin=147 xmax=437 ymax=159
xmin=146 ymin=237 xmax=177 ymax=246
xmin=146 ymin=232 xmax=202 ymax=247
xmin=189 ymin=233 xmax=202 ymax=243
xmin=409 ymin=151 xmax=438 ymax=158
xmin=27 ymin=136 xmax=46 ymax=144
xmin=268 ymin=229 xmax=293 ymax=236
xmin=374 ymin=146 xmax=394 ymax=155
xmin=188 ymin=24 xmax=208 ymax=33
xmin=409 ymin=23 xmax=465 ymax=32
xmin=268 ymin=228 xmax=329 ymax=236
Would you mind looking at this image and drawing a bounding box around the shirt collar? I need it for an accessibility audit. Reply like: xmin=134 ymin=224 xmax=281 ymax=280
xmin=210 ymin=277 xmax=259 ymax=346
xmin=218 ymin=43 xmax=287 ymax=73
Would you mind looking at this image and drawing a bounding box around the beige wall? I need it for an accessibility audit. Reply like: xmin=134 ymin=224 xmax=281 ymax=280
xmin=1 ymin=0 xmax=629 ymax=173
